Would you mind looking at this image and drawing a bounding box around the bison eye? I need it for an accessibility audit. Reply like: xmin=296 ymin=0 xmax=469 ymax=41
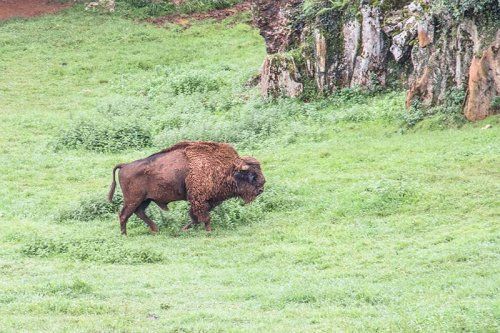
xmin=235 ymin=171 xmax=256 ymax=183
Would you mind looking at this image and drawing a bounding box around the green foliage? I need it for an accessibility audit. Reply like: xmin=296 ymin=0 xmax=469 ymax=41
xmin=56 ymin=193 xmax=123 ymax=222
xmin=429 ymin=0 xmax=498 ymax=19
xmin=39 ymin=279 xmax=93 ymax=297
xmin=402 ymin=88 xmax=467 ymax=129
xmin=115 ymin=0 xmax=244 ymax=18
xmin=168 ymin=71 xmax=224 ymax=95
xmin=54 ymin=119 xmax=152 ymax=152
xmin=302 ymin=0 xmax=353 ymax=21
xmin=21 ymin=235 xmax=166 ymax=263
xmin=491 ymin=96 xmax=500 ymax=109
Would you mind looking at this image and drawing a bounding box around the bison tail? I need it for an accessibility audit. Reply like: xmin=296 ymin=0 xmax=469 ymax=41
xmin=108 ymin=164 xmax=124 ymax=203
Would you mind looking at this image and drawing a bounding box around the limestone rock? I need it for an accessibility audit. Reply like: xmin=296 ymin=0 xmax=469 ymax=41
xmin=464 ymin=32 xmax=500 ymax=121
xmin=85 ymin=0 xmax=115 ymax=12
xmin=351 ymin=4 xmax=386 ymax=88
xmin=340 ymin=20 xmax=361 ymax=85
xmin=260 ymin=54 xmax=303 ymax=98
xmin=407 ymin=18 xmax=481 ymax=108
xmin=252 ymin=0 xmax=303 ymax=54
xmin=251 ymin=0 xmax=499 ymax=121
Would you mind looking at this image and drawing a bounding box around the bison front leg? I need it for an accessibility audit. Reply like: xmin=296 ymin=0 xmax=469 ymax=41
xmin=185 ymin=202 xmax=211 ymax=232
xmin=181 ymin=207 xmax=199 ymax=231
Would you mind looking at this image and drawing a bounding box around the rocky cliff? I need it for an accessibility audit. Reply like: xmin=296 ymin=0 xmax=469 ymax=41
xmin=252 ymin=0 xmax=499 ymax=121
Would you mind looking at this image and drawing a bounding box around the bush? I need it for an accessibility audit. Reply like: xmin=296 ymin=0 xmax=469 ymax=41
xmin=54 ymin=119 xmax=152 ymax=152
xmin=169 ymin=71 xmax=225 ymax=95
xmin=54 ymin=96 xmax=154 ymax=153
xmin=56 ymin=193 xmax=123 ymax=222
xmin=152 ymin=97 xmax=306 ymax=148
xmin=115 ymin=0 xmax=243 ymax=18
xmin=401 ymin=88 xmax=466 ymax=129
xmin=53 ymin=65 xmax=403 ymax=154
xmin=430 ymin=0 xmax=498 ymax=18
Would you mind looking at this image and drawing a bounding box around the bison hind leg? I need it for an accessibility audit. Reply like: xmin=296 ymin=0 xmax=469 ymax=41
xmin=135 ymin=199 xmax=159 ymax=234
xmin=119 ymin=204 xmax=138 ymax=236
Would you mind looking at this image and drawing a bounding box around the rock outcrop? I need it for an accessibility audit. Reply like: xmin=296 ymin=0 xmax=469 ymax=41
xmin=464 ymin=32 xmax=500 ymax=121
xmin=252 ymin=0 xmax=500 ymax=121
xmin=260 ymin=54 xmax=303 ymax=98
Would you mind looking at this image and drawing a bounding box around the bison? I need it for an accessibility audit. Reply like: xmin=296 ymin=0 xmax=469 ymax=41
xmin=107 ymin=141 xmax=265 ymax=235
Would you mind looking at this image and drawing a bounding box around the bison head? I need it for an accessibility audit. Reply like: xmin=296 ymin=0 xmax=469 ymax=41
xmin=234 ymin=156 xmax=265 ymax=204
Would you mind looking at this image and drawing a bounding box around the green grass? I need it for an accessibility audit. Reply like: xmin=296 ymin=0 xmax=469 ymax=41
xmin=0 ymin=6 xmax=499 ymax=332
xmin=111 ymin=0 xmax=246 ymax=19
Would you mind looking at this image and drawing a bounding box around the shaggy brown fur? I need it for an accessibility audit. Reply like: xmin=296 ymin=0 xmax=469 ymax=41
xmin=108 ymin=141 xmax=265 ymax=235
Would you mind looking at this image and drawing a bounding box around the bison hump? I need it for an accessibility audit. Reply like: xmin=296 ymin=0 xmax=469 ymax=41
xmin=183 ymin=141 xmax=240 ymax=199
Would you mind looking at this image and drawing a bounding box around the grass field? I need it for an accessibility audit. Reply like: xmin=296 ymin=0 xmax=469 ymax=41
xmin=0 ymin=5 xmax=499 ymax=332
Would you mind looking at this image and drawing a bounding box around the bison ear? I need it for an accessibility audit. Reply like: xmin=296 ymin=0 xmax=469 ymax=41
xmin=234 ymin=160 xmax=250 ymax=172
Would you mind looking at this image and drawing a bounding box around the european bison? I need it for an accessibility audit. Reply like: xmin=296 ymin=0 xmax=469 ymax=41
xmin=107 ymin=141 xmax=265 ymax=235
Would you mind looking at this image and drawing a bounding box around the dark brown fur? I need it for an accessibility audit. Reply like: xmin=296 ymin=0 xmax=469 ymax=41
xmin=108 ymin=141 xmax=265 ymax=235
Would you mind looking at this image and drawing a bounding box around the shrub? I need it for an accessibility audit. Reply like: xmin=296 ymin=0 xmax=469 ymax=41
xmin=54 ymin=96 xmax=155 ymax=152
xmin=54 ymin=119 xmax=152 ymax=152
xmin=152 ymin=97 xmax=305 ymax=148
xmin=490 ymin=96 xmax=500 ymax=109
xmin=401 ymin=88 xmax=466 ymax=129
xmin=56 ymin=193 xmax=123 ymax=222
xmin=115 ymin=0 xmax=243 ymax=18
xmin=96 ymin=95 xmax=153 ymax=119
xmin=168 ymin=71 xmax=224 ymax=96
xmin=430 ymin=0 xmax=498 ymax=18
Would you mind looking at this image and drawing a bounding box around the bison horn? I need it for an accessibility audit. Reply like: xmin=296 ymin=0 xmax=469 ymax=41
xmin=241 ymin=164 xmax=249 ymax=171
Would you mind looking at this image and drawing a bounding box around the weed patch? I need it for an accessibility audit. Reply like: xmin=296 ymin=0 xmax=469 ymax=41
xmin=115 ymin=0 xmax=244 ymax=19
xmin=56 ymin=193 xmax=123 ymax=222
xmin=21 ymin=235 xmax=166 ymax=263
xmin=39 ymin=279 xmax=93 ymax=297
xmin=54 ymin=119 xmax=152 ymax=152
xmin=401 ymin=88 xmax=467 ymax=130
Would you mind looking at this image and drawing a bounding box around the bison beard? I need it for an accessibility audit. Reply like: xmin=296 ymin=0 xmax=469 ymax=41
xmin=107 ymin=141 xmax=265 ymax=235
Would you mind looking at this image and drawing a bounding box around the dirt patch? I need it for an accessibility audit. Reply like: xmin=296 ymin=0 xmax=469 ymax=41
xmin=0 ymin=0 xmax=72 ymax=21
xmin=147 ymin=1 xmax=251 ymax=26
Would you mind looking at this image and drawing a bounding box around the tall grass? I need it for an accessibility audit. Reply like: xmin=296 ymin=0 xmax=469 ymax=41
xmin=116 ymin=0 xmax=245 ymax=18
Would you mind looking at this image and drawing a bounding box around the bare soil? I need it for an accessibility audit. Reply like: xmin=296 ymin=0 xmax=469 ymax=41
xmin=0 ymin=0 xmax=71 ymax=20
